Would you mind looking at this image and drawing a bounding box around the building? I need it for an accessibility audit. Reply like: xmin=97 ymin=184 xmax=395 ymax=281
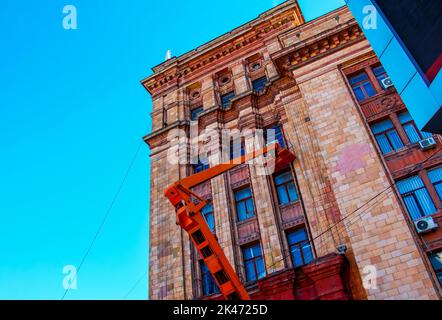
xmin=345 ymin=0 xmax=442 ymax=134
xmin=142 ymin=1 xmax=442 ymax=300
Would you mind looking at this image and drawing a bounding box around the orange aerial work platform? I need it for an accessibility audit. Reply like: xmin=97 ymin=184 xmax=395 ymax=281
xmin=164 ymin=143 xmax=296 ymax=300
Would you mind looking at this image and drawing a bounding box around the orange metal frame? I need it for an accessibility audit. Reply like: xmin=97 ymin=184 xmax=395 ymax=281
xmin=164 ymin=143 xmax=296 ymax=300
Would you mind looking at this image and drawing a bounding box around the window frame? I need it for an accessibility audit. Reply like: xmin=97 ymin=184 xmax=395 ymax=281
xmin=191 ymin=106 xmax=204 ymax=121
xmin=220 ymin=91 xmax=235 ymax=109
xmin=199 ymin=260 xmax=220 ymax=296
xmin=372 ymin=65 xmax=389 ymax=88
xmin=397 ymin=175 xmax=437 ymax=221
xmin=286 ymin=228 xmax=313 ymax=268
xmin=234 ymin=187 xmax=256 ymax=222
xmin=193 ymin=161 xmax=209 ymax=174
xmin=274 ymin=170 xmax=299 ymax=205
xmin=372 ymin=124 xmax=404 ymax=154
xmin=428 ymin=167 xmax=442 ymax=201
xmin=429 ymin=251 xmax=442 ymax=287
xmin=202 ymin=203 xmax=215 ymax=233
xmin=398 ymin=112 xmax=433 ymax=143
xmin=242 ymin=243 xmax=265 ymax=282
xmin=264 ymin=125 xmax=285 ymax=148
xmin=348 ymin=71 xmax=377 ymax=101
xmin=252 ymin=76 xmax=268 ymax=93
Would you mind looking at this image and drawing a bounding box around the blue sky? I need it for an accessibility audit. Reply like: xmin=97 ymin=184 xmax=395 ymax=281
xmin=0 ymin=0 xmax=345 ymax=300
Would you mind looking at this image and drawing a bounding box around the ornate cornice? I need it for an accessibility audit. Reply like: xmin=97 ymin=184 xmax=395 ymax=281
xmin=141 ymin=1 xmax=304 ymax=98
xmin=273 ymin=20 xmax=364 ymax=73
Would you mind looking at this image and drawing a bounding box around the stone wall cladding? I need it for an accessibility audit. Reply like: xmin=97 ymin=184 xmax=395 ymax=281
xmin=293 ymin=65 xmax=438 ymax=300
xmin=144 ymin=3 xmax=440 ymax=300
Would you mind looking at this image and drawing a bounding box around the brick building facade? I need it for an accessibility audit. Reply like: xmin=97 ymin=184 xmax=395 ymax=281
xmin=142 ymin=1 xmax=442 ymax=300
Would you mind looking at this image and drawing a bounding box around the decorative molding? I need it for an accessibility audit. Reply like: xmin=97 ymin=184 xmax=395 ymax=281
xmin=274 ymin=22 xmax=364 ymax=73
xmin=142 ymin=3 xmax=303 ymax=98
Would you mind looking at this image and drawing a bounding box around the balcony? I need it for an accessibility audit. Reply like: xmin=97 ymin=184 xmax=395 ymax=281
xmin=280 ymin=201 xmax=305 ymax=229
xmin=359 ymin=90 xmax=406 ymax=122
xmin=384 ymin=138 xmax=442 ymax=180
xmin=191 ymin=181 xmax=212 ymax=201
xmin=229 ymin=164 xmax=250 ymax=189
xmin=237 ymin=218 xmax=260 ymax=245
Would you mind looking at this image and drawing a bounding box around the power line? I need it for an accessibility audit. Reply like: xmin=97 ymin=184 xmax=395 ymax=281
xmin=61 ymin=140 xmax=144 ymax=300
xmin=264 ymin=147 xmax=441 ymax=271
xmin=265 ymin=185 xmax=394 ymax=271
xmin=123 ymin=270 xmax=148 ymax=300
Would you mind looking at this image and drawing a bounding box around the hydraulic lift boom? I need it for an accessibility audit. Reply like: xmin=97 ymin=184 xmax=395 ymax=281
xmin=164 ymin=143 xmax=296 ymax=300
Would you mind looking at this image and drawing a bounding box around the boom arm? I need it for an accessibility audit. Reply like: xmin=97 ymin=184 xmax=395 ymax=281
xmin=164 ymin=143 xmax=296 ymax=300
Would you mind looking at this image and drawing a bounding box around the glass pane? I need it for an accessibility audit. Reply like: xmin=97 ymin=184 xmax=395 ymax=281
xmin=352 ymin=86 xmax=366 ymax=101
xmin=252 ymin=77 xmax=267 ymax=92
xmin=200 ymin=261 xmax=219 ymax=295
xmin=235 ymin=188 xmax=251 ymax=201
xmin=245 ymin=261 xmax=256 ymax=281
xmin=277 ymin=186 xmax=289 ymax=205
xmin=290 ymin=246 xmax=303 ymax=268
xmin=386 ymin=130 xmax=404 ymax=150
xmin=429 ymin=252 xmax=442 ymax=270
xmin=251 ymin=244 xmax=262 ymax=258
xmin=221 ymin=92 xmax=235 ymax=108
xmin=371 ymin=119 xmax=394 ymax=134
xmin=397 ymin=176 xmax=425 ymax=194
xmin=375 ymin=134 xmax=393 ymax=154
xmin=274 ymin=172 xmax=291 ymax=185
xmin=421 ymin=131 xmax=433 ymax=139
xmin=191 ymin=107 xmax=203 ymax=121
xmin=435 ymin=183 xmax=442 ymax=200
xmin=287 ymin=182 xmax=299 ymax=202
xmin=256 ymin=257 xmax=266 ymax=279
xmin=373 ymin=66 xmax=386 ymax=77
xmin=287 ymin=229 xmax=307 ymax=244
xmin=245 ymin=198 xmax=255 ymax=217
xmin=403 ymin=195 xmax=424 ymax=221
xmin=205 ymin=213 xmax=215 ymax=232
xmin=275 ymin=126 xmax=285 ymax=147
xmin=414 ymin=188 xmax=437 ymax=216
xmin=428 ymin=167 xmax=442 ymax=184
xmin=363 ymin=81 xmax=376 ymax=97
xmin=398 ymin=112 xmax=413 ymax=124
xmin=302 ymin=243 xmax=313 ymax=265
xmin=349 ymin=73 xmax=369 ymax=85
xmin=236 ymin=202 xmax=247 ymax=221
xmin=201 ymin=204 xmax=213 ymax=215
xmin=243 ymin=247 xmax=253 ymax=260
xmin=403 ymin=123 xmax=421 ymax=143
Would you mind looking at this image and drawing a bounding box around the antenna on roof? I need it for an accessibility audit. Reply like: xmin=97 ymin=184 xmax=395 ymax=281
xmin=165 ymin=49 xmax=172 ymax=61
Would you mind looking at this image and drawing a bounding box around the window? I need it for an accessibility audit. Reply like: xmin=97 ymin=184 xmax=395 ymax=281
xmin=234 ymin=187 xmax=255 ymax=221
xmin=429 ymin=252 xmax=442 ymax=287
xmin=372 ymin=66 xmax=389 ymax=88
xmin=229 ymin=139 xmax=245 ymax=160
xmin=193 ymin=161 xmax=209 ymax=173
xmin=202 ymin=203 xmax=215 ymax=233
xmin=348 ymin=72 xmax=376 ymax=101
xmin=397 ymin=176 xmax=437 ymax=221
xmin=252 ymin=76 xmax=268 ymax=92
xmin=242 ymin=244 xmax=265 ymax=282
xmin=265 ymin=126 xmax=285 ymax=148
xmin=398 ymin=112 xmax=433 ymax=143
xmin=221 ymin=91 xmax=235 ymax=108
xmin=428 ymin=167 xmax=442 ymax=201
xmin=287 ymin=229 xmax=313 ymax=268
xmin=200 ymin=260 xmax=220 ymax=296
xmin=274 ymin=171 xmax=298 ymax=205
xmin=191 ymin=107 xmax=204 ymax=121
xmin=371 ymin=119 xmax=404 ymax=154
